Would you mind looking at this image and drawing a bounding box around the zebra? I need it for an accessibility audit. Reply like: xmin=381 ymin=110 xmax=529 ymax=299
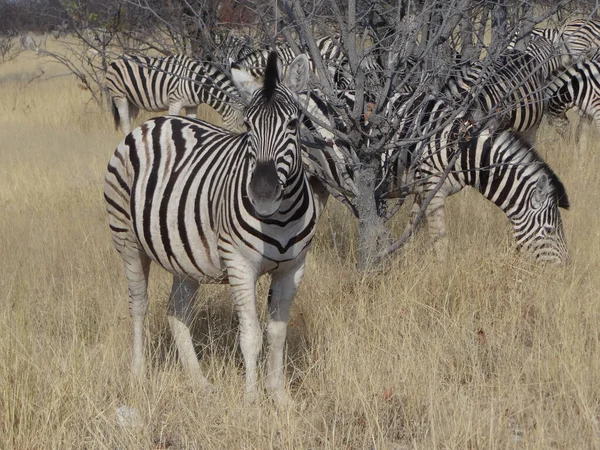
xmin=104 ymin=52 xmax=324 ymax=406
xmin=235 ymin=34 xmax=380 ymax=94
xmin=559 ymin=18 xmax=600 ymax=64
xmin=379 ymin=96 xmax=570 ymax=263
xmin=105 ymin=54 xmax=245 ymax=135
xmin=545 ymin=58 xmax=600 ymax=140
xmin=213 ymin=34 xmax=255 ymax=61
xmin=442 ymin=35 xmax=562 ymax=145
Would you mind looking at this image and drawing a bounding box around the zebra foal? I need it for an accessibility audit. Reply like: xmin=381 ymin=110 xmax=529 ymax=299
xmin=106 ymin=54 xmax=245 ymax=135
xmin=104 ymin=52 xmax=321 ymax=406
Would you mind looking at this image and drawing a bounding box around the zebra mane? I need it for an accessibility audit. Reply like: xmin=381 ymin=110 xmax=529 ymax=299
xmin=528 ymin=145 xmax=570 ymax=210
xmin=263 ymin=51 xmax=280 ymax=102
xmin=489 ymin=129 xmax=570 ymax=210
xmin=549 ymin=169 xmax=570 ymax=209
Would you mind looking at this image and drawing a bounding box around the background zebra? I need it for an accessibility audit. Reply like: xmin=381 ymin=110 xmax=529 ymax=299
xmin=560 ymin=18 xmax=600 ymax=64
xmin=545 ymin=58 xmax=600 ymax=138
xmin=442 ymin=36 xmax=562 ymax=145
xmin=104 ymin=52 xmax=322 ymax=406
xmin=234 ymin=34 xmax=380 ymax=94
xmin=105 ymin=54 xmax=245 ymax=135
xmin=379 ymin=96 xmax=570 ymax=263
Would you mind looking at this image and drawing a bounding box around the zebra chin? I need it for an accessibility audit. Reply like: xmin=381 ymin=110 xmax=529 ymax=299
xmin=249 ymin=193 xmax=283 ymax=218
xmin=520 ymin=242 xmax=570 ymax=265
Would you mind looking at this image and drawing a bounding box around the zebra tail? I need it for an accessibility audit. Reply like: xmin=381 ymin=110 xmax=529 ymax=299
xmin=104 ymin=143 xmax=134 ymax=248
xmin=110 ymin=97 xmax=120 ymax=130
xmin=129 ymin=103 xmax=139 ymax=124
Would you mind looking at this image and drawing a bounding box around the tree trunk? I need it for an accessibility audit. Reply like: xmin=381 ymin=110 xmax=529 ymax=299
xmin=355 ymin=161 xmax=389 ymax=271
xmin=490 ymin=1 xmax=508 ymax=55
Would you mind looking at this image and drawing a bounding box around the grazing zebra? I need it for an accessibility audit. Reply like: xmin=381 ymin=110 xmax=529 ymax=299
xmin=545 ymin=58 xmax=600 ymax=138
xmin=443 ymin=36 xmax=562 ymax=145
xmin=380 ymin=96 xmax=570 ymax=263
xmin=104 ymin=52 xmax=323 ymax=406
xmin=105 ymin=54 xmax=245 ymax=135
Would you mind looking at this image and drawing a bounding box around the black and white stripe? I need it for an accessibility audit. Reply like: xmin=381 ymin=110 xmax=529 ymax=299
xmin=545 ymin=58 xmax=600 ymax=138
xmin=104 ymin=53 xmax=320 ymax=405
xmin=560 ymin=18 xmax=600 ymax=64
xmin=443 ymin=36 xmax=561 ymax=145
xmin=380 ymin=96 xmax=570 ymax=263
xmin=106 ymin=54 xmax=244 ymax=134
xmin=235 ymin=35 xmax=379 ymax=94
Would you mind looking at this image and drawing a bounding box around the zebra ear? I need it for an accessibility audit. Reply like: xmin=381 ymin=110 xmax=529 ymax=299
xmin=283 ymin=54 xmax=310 ymax=93
xmin=533 ymin=173 xmax=551 ymax=207
xmin=231 ymin=65 xmax=262 ymax=101
xmin=228 ymin=57 xmax=240 ymax=71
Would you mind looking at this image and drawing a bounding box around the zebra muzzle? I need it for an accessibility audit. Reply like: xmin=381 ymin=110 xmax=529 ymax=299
xmin=248 ymin=160 xmax=283 ymax=218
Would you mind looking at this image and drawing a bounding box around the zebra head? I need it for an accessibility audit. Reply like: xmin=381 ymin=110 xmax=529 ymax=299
xmin=514 ymin=171 xmax=570 ymax=264
xmin=231 ymin=51 xmax=310 ymax=218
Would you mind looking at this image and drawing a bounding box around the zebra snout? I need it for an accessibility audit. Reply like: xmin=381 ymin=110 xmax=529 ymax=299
xmin=248 ymin=160 xmax=283 ymax=218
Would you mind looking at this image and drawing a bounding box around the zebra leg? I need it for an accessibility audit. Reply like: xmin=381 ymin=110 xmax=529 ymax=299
xmin=574 ymin=115 xmax=584 ymax=145
xmin=425 ymin=196 xmax=449 ymax=262
xmin=227 ymin=263 xmax=262 ymax=404
xmin=184 ymin=106 xmax=197 ymax=118
xmin=548 ymin=113 xmax=571 ymax=141
xmin=520 ymin=126 xmax=538 ymax=147
xmin=167 ymin=274 xmax=214 ymax=390
xmin=121 ymin=247 xmax=151 ymax=378
xmin=265 ymin=261 xmax=306 ymax=408
xmin=113 ymin=97 xmax=132 ymax=135
xmin=405 ymin=193 xmax=425 ymax=236
xmin=168 ymin=100 xmax=184 ymax=116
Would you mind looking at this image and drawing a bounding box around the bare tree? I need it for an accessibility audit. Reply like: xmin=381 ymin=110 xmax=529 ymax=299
xmin=238 ymin=0 xmax=573 ymax=269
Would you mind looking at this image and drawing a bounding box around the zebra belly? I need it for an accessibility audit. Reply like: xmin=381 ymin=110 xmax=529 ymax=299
xmin=135 ymin=213 xmax=227 ymax=282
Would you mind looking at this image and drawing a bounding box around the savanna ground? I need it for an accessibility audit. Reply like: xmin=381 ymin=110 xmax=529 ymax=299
xmin=2 ymin=36 xmax=600 ymax=449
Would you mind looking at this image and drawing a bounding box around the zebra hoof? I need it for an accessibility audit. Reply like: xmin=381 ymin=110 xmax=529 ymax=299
xmin=243 ymin=390 xmax=260 ymax=406
xmin=271 ymin=390 xmax=293 ymax=410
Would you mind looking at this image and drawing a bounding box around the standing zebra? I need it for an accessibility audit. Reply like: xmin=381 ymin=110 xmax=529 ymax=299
xmin=380 ymin=96 xmax=570 ymax=263
xmin=443 ymin=36 xmax=562 ymax=145
xmin=236 ymin=36 xmax=343 ymax=79
xmin=104 ymin=52 xmax=322 ymax=406
xmin=106 ymin=54 xmax=245 ymax=135
xmin=560 ymin=18 xmax=600 ymax=64
xmin=545 ymin=58 xmax=600 ymax=138
xmin=235 ymin=34 xmax=380 ymax=94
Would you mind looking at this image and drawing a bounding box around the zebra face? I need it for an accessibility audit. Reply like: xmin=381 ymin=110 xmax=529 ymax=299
xmin=516 ymin=173 xmax=570 ymax=264
xmin=231 ymin=52 xmax=310 ymax=218
xmin=245 ymin=107 xmax=302 ymax=217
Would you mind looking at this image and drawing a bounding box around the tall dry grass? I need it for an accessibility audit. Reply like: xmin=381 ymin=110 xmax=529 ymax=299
xmin=2 ymin=39 xmax=600 ymax=449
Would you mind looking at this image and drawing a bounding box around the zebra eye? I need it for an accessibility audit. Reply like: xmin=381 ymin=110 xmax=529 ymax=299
xmin=287 ymin=118 xmax=299 ymax=131
xmin=243 ymin=119 xmax=251 ymax=130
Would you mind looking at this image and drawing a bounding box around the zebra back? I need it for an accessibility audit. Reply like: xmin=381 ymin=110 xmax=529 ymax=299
xmin=442 ymin=45 xmax=547 ymax=134
xmin=106 ymin=54 xmax=244 ymax=131
xmin=560 ymin=18 xmax=600 ymax=62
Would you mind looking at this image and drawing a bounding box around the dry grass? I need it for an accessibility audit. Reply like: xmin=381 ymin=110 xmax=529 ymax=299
xmin=2 ymin=38 xmax=600 ymax=449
